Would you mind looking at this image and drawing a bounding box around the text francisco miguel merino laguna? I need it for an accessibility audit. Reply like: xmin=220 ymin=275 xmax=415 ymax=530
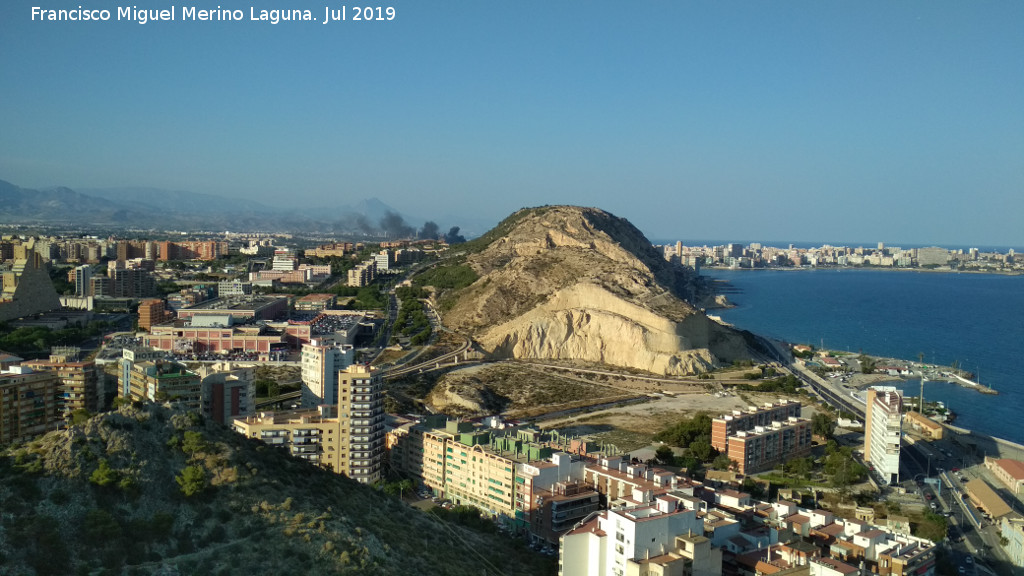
xmin=31 ymin=5 xmax=397 ymax=25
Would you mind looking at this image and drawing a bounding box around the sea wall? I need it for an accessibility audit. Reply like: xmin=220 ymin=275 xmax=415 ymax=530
xmin=942 ymin=423 xmax=1024 ymax=461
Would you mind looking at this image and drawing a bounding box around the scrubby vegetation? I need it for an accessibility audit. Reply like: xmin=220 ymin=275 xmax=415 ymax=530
xmin=653 ymin=413 xmax=720 ymax=469
xmin=0 ymin=404 xmax=555 ymax=576
xmin=394 ymin=297 xmax=432 ymax=346
xmin=734 ymin=374 xmax=803 ymax=394
xmin=0 ymin=320 xmax=113 ymax=356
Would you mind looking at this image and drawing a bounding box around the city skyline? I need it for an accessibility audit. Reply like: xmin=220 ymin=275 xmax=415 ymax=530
xmin=2 ymin=1 xmax=1022 ymax=246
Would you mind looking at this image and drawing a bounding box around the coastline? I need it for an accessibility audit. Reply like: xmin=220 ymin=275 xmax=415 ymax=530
xmin=800 ymin=350 xmax=998 ymax=397
xmin=702 ymin=264 xmax=1023 ymax=276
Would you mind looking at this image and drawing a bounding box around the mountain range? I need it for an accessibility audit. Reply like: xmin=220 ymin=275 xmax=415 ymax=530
xmin=0 ymin=178 xmax=439 ymax=235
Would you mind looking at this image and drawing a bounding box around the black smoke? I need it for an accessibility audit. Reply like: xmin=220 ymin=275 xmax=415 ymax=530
xmin=419 ymin=221 xmax=440 ymax=240
xmin=445 ymin=226 xmax=466 ymax=244
xmin=379 ymin=211 xmax=415 ymax=239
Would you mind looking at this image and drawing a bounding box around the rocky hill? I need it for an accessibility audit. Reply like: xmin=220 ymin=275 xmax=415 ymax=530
xmin=0 ymin=404 xmax=554 ymax=576
xmin=424 ymin=206 xmax=749 ymax=375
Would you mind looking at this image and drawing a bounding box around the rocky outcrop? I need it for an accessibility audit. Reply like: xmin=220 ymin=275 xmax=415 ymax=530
xmin=434 ymin=206 xmax=749 ymax=375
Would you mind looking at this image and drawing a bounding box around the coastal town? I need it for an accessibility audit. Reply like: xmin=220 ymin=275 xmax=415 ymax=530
xmin=659 ymin=241 xmax=1022 ymax=274
xmin=2 ymin=222 xmax=1023 ymax=576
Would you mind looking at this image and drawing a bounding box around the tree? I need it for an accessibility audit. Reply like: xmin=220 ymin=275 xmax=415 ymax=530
xmin=90 ymin=459 xmax=119 ymax=487
xmin=824 ymin=446 xmax=865 ymax=487
xmin=181 ymin=431 xmax=208 ymax=459
xmin=914 ymin=511 xmax=947 ymax=543
xmin=688 ymin=439 xmax=716 ymax=462
xmin=398 ymin=479 xmax=414 ymax=500
xmin=858 ymin=355 xmax=875 ymax=374
xmin=784 ymin=457 xmax=813 ymax=480
xmin=70 ymin=408 xmax=92 ymax=426
xmin=254 ymin=378 xmax=275 ymax=396
xmin=654 ymin=445 xmax=676 ymax=466
xmin=741 ymin=478 xmax=765 ymax=498
xmin=711 ymin=454 xmax=733 ymax=470
xmin=812 ymin=413 xmax=837 ymax=438
xmin=176 ymin=465 xmax=207 ymax=497
xmin=654 ymin=413 xmax=713 ymax=448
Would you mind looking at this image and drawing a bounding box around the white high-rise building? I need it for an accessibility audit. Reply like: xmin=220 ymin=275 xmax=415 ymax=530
xmin=559 ymin=498 xmax=720 ymax=576
xmin=300 ymin=339 xmax=354 ymax=407
xmin=864 ymin=386 xmax=903 ymax=485
xmin=73 ymin=265 xmax=92 ymax=297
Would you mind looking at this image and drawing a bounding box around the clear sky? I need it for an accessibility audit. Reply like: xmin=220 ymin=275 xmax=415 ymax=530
xmin=2 ymin=1 xmax=1022 ymax=247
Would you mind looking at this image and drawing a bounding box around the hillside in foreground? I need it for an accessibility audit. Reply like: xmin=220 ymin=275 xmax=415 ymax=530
xmin=0 ymin=404 xmax=555 ymax=576
xmin=423 ymin=205 xmax=750 ymax=375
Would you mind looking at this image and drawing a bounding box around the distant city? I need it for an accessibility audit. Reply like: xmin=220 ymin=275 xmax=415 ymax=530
xmin=659 ymin=241 xmax=1021 ymax=273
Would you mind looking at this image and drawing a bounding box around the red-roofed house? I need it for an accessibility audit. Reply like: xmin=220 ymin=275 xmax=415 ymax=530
xmin=986 ymin=457 xmax=1024 ymax=496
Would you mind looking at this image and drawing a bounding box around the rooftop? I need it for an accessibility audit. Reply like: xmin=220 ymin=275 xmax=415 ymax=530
xmin=993 ymin=458 xmax=1024 ymax=481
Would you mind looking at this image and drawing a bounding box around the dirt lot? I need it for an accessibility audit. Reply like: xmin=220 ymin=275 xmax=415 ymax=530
xmin=540 ymin=390 xmax=809 ymax=439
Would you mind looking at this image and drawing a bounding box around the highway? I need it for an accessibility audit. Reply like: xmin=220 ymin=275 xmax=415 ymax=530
xmin=751 ymin=334 xmax=866 ymax=419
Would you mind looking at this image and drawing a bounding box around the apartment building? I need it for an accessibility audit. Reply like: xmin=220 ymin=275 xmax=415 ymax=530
xmin=420 ymin=422 xmax=524 ymax=516
xmin=347 ymin=260 xmax=376 ymax=287
xmin=559 ymin=498 xmax=718 ymax=576
xmin=156 ymin=240 xmax=227 ymax=261
xmin=300 ymin=339 xmax=354 ymax=407
xmin=21 ymin=347 xmax=100 ymax=417
xmin=373 ymin=251 xmax=391 ymax=273
xmin=120 ymin=360 xmax=201 ymax=411
xmin=864 ymin=386 xmax=903 ymax=485
xmin=516 ymin=453 xmax=601 ymax=545
xmin=217 ymin=280 xmax=253 ymax=297
xmin=295 ymin=293 xmax=337 ymax=312
xmin=235 ymin=406 xmax=346 ymax=469
xmin=196 ymin=363 xmax=255 ymax=425
xmin=233 ymin=365 xmax=383 ymax=483
xmin=1000 ymin=515 xmax=1024 ymax=570
xmin=711 ymin=400 xmax=802 ymax=451
xmin=726 ymin=417 xmax=814 ymax=475
xmin=137 ymin=299 xmax=173 ymax=331
xmin=90 ymin=267 xmax=156 ymax=298
xmin=583 ymin=455 xmax=687 ymax=507
xmin=73 ymin=265 xmax=92 ymax=297
xmin=307 ymin=243 xmax=351 ymax=258
xmin=0 ymin=366 xmax=61 ymax=445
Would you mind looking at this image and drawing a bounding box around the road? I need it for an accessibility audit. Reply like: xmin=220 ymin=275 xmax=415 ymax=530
xmin=751 ymin=334 xmax=867 ymax=419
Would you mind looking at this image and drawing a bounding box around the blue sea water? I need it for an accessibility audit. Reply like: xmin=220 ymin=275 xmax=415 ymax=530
xmin=703 ymin=268 xmax=1024 ymax=444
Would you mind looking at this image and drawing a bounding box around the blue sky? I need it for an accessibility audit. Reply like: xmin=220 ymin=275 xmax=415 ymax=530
xmin=2 ymin=1 xmax=1022 ymax=246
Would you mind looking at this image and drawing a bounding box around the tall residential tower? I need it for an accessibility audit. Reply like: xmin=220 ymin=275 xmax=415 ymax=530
xmin=864 ymin=386 xmax=903 ymax=485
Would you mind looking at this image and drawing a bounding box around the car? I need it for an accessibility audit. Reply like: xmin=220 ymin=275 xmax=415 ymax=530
xmin=952 ymin=467 xmax=960 ymax=472
xmin=925 ymin=493 xmax=933 ymax=500
xmin=965 ymin=556 xmax=972 ymax=564
xmin=958 ymin=567 xmax=966 ymax=575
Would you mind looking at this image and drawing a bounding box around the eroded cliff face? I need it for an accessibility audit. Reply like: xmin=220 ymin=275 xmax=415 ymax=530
xmin=437 ymin=206 xmax=748 ymax=375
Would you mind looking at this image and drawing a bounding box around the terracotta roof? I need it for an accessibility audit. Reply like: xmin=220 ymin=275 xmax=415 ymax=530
xmin=966 ymin=478 xmax=1013 ymax=518
xmin=816 ymin=523 xmax=845 ymax=536
xmin=564 ymin=515 xmax=604 ymax=537
xmin=994 ymin=459 xmax=1024 ymax=481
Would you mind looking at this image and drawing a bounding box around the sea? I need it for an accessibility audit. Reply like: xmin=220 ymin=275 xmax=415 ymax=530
xmin=702 ymin=268 xmax=1024 ymax=445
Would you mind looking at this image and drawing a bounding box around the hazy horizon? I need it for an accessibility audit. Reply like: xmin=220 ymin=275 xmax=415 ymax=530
xmin=3 ymin=1 xmax=1022 ymax=246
